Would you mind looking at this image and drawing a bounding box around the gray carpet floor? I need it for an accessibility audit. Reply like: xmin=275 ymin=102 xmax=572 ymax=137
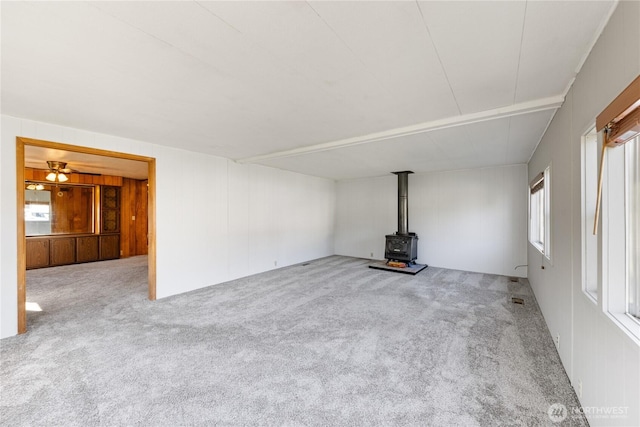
xmin=1 ymin=255 xmax=585 ymax=426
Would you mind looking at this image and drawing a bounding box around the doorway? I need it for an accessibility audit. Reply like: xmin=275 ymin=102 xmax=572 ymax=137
xmin=16 ymin=137 xmax=157 ymax=334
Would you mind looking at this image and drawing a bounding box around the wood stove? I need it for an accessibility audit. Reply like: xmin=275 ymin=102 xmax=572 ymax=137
xmin=385 ymin=233 xmax=418 ymax=262
xmin=385 ymin=171 xmax=419 ymax=264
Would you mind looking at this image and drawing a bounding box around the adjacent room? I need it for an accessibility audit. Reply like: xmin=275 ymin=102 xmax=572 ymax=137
xmin=1 ymin=1 xmax=638 ymax=426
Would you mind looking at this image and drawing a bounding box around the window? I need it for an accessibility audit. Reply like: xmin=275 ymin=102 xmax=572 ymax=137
xmin=25 ymin=188 xmax=52 ymax=235
xmin=596 ymin=75 xmax=640 ymax=343
xmin=529 ymin=166 xmax=551 ymax=259
xmin=602 ymin=136 xmax=640 ymax=342
xmin=582 ymin=127 xmax=599 ymax=301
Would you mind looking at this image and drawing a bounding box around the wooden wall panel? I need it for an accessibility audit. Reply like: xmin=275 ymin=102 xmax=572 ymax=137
xmin=121 ymin=178 xmax=148 ymax=257
xmin=135 ymin=180 xmax=148 ymax=255
xmin=25 ymin=168 xmax=123 ymax=186
xmin=120 ymin=179 xmax=135 ymax=258
xmin=50 ymin=186 xmax=93 ymax=234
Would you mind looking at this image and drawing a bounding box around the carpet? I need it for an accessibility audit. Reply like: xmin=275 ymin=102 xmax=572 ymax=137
xmin=0 ymin=255 xmax=585 ymax=426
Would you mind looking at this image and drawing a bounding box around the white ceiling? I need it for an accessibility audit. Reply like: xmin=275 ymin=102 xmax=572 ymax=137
xmin=24 ymin=146 xmax=149 ymax=180
xmin=1 ymin=1 xmax=617 ymax=180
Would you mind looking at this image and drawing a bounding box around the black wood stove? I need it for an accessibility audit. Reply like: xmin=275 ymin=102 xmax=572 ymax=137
xmin=385 ymin=171 xmax=419 ymax=264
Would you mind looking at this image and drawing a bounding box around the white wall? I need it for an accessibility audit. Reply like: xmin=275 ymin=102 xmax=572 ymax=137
xmin=0 ymin=115 xmax=336 ymax=338
xmin=527 ymin=1 xmax=640 ymax=425
xmin=335 ymin=165 xmax=528 ymax=277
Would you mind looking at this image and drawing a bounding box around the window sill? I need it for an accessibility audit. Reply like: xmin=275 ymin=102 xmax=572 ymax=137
xmin=530 ymin=240 xmax=544 ymax=254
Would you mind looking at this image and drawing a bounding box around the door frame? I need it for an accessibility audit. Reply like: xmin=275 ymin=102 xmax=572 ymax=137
xmin=16 ymin=136 xmax=157 ymax=334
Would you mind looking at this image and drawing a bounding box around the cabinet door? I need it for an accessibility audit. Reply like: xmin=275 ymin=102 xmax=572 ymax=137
xmin=76 ymin=236 xmax=99 ymax=263
xmin=100 ymin=234 xmax=120 ymax=260
xmin=26 ymin=239 xmax=50 ymax=269
xmin=50 ymin=238 xmax=76 ymax=266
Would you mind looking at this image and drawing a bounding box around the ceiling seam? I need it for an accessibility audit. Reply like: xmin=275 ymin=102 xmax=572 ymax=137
xmin=194 ymin=1 xmax=390 ymax=127
xmin=414 ymin=0 xmax=462 ymax=115
xmin=87 ymin=2 xmax=224 ymax=77
xmin=86 ymin=0 xmax=320 ymax=151
xmin=88 ymin=3 xmax=174 ymax=49
xmin=193 ymin=1 xmax=243 ymax=34
xmin=304 ymin=2 xmax=392 ymax=99
xmin=512 ymin=0 xmax=528 ymax=104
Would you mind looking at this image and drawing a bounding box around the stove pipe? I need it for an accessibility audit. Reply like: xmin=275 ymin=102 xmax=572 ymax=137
xmin=393 ymin=171 xmax=413 ymax=236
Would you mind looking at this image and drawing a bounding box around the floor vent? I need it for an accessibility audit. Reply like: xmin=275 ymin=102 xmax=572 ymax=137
xmin=511 ymin=297 xmax=525 ymax=305
xmin=508 ymin=276 xmax=519 ymax=282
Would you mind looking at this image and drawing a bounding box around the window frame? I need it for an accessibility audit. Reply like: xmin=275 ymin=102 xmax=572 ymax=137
xmin=595 ymin=76 xmax=640 ymax=345
xmin=624 ymin=137 xmax=639 ymax=322
xmin=601 ymin=136 xmax=640 ymax=344
xmin=581 ymin=126 xmax=599 ymax=303
xmin=529 ymin=165 xmax=551 ymax=261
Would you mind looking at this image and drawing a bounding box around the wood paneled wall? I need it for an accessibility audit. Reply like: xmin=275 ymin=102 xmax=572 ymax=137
xmin=50 ymin=186 xmax=93 ymax=234
xmin=121 ymin=178 xmax=148 ymax=257
xmin=25 ymin=167 xmax=146 ymax=257
xmin=25 ymin=168 xmax=123 ymax=186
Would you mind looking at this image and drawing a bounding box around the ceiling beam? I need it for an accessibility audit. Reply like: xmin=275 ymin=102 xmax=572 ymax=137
xmin=236 ymin=95 xmax=564 ymax=164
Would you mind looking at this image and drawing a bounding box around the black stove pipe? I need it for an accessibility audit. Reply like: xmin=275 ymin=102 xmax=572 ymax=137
xmin=392 ymin=171 xmax=413 ymax=236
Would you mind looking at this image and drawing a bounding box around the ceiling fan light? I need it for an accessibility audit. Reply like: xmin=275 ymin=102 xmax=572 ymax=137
xmin=27 ymin=183 xmax=46 ymax=190
xmin=57 ymin=173 xmax=68 ymax=182
xmin=46 ymin=172 xmax=57 ymax=182
xmin=26 ymin=182 xmax=46 ymax=190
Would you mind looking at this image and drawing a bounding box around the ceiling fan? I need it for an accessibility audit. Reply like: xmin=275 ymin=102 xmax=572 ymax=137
xmin=45 ymin=161 xmax=77 ymax=183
